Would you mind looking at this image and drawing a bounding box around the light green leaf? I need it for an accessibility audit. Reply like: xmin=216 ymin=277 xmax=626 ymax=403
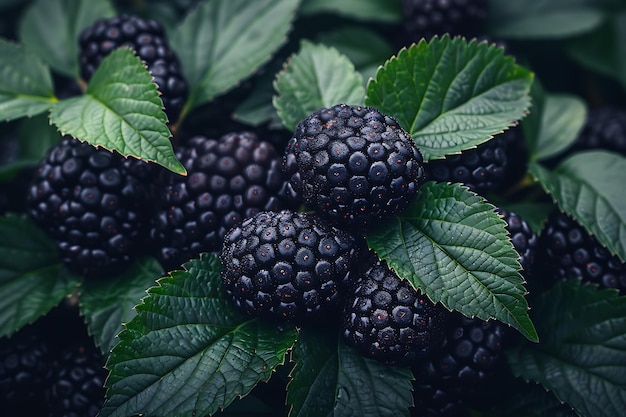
xmin=365 ymin=36 xmax=534 ymax=161
xmin=273 ymin=41 xmax=365 ymax=131
xmin=101 ymin=254 xmax=298 ymax=417
xmin=287 ymin=327 xmax=413 ymax=417
xmin=48 ymin=48 xmax=185 ymax=175
xmin=368 ymin=181 xmax=537 ymax=341
xmin=529 ymin=94 xmax=587 ymax=161
xmin=79 ymin=257 xmax=163 ymax=354
xmin=529 ymin=151 xmax=626 ymax=262
xmin=0 ymin=214 xmax=80 ymax=338
xmin=300 ymin=0 xmax=402 ymax=23
xmin=19 ymin=0 xmax=115 ymax=78
xmin=507 ymin=280 xmax=626 ymax=417
xmin=170 ymin=0 xmax=299 ymax=114
xmin=0 ymin=38 xmax=56 ymax=121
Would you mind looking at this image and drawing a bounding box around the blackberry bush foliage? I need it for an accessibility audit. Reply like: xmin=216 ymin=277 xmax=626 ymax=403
xmin=2 ymin=1 xmax=626 ymax=417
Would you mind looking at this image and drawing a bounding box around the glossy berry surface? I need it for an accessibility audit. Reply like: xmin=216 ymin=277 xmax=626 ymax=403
xmin=283 ymin=103 xmax=426 ymax=232
xmin=27 ymin=137 xmax=157 ymax=278
xmin=402 ymin=0 xmax=488 ymax=41
xmin=220 ymin=210 xmax=362 ymax=323
xmin=571 ymin=107 xmax=626 ymax=156
xmin=150 ymin=132 xmax=292 ymax=271
xmin=539 ymin=211 xmax=626 ymax=294
xmin=342 ymin=255 xmax=447 ymax=365
xmin=497 ymin=208 xmax=538 ymax=274
xmin=78 ymin=14 xmax=188 ymax=122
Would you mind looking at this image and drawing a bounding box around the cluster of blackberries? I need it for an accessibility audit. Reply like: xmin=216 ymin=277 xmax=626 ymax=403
xmin=0 ymin=304 xmax=107 ymax=417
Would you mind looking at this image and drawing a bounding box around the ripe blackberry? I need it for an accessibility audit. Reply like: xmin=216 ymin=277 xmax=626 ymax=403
xmin=283 ymin=104 xmax=426 ymax=232
xmin=539 ymin=211 xmax=626 ymax=294
xmin=570 ymin=107 xmax=626 ymax=155
xmin=45 ymin=341 xmax=107 ymax=417
xmin=78 ymin=14 xmax=188 ymax=123
xmin=412 ymin=313 xmax=506 ymax=415
xmin=496 ymin=208 xmax=538 ymax=275
xmin=424 ymin=135 xmax=509 ymax=196
xmin=220 ymin=210 xmax=362 ymax=323
xmin=150 ymin=132 xmax=293 ymax=271
xmin=27 ymin=137 xmax=158 ymax=278
xmin=0 ymin=324 xmax=51 ymax=416
xmin=342 ymin=255 xmax=447 ymax=366
xmin=402 ymin=0 xmax=488 ymax=42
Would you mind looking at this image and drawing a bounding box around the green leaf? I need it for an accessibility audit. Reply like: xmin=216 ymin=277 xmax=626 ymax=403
xmin=529 ymin=151 xmax=626 ymax=262
xmin=273 ymin=41 xmax=365 ymax=131
xmin=300 ymin=0 xmax=402 ymax=23
xmin=486 ymin=380 xmax=578 ymax=417
xmin=101 ymin=254 xmax=298 ymax=417
xmin=0 ymin=214 xmax=80 ymax=338
xmin=497 ymin=201 xmax=554 ymax=236
xmin=79 ymin=257 xmax=163 ymax=354
xmin=528 ymin=94 xmax=587 ymax=161
xmin=0 ymin=38 xmax=56 ymax=121
xmin=316 ymin=26 xmax=395 ymax=83
xmin=19 ymin=0 xmax=115 ymax=78
xmin=367 ymin=181 xmax=538 ymax=341
xmin=488 ymin=0 xmax=606 ymax=39
xmin=287 ymin=327 xmax=413 ymax=417
xmin=170 ymin=0 xmax=299 ymax=114
xmin=48 ymin=48 xmax=185 ymax=175
xmin=566 ymin=12 xmax=626 ymax=91
xmin=365 ymin=36 xmax=534 ymax=161
xmin=507 ymin=280 xmax=626 ymax=417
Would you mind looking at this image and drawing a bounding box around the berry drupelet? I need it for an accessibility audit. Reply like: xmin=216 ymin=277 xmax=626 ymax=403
xmin=220 ymin=210 xmax=363 ymax=324
xmin=78 ymin=14 xmax=188 ymax=123
xmin=283 ymin=103 xmax=426 ymax=233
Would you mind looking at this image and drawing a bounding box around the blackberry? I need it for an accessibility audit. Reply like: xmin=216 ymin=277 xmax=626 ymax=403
xmin=496 ymin=208 xmax=538 ymax=275
xmin=45 ymin=341 xmax=107 ymax=417
xmin=78 ymin=14 xmax=188 ymax=123
xmin=220 ymin=210 xmax=362 ymax=323
xmin=150 ymin=132 xmax=293 ymax=271
xmin=424 ymin=134 xmax=509 ymax=195
xmin=412 ymin=313 xmax=506 ymax=415
xmin=342 ymin=255 xmax=447 ymax=366
xmin=570 ymin=107 xmax=626 ymax=156
xmin=0 ymin=324 xmax=51 ymax=416
xmin=539 ymin=211 xmax=626 ymax=294
xmin=27 ymin=137 xmax=158 ymax=278
xmin=402 ymin=0 xmax=488 ymax=42
xmin=284 ymin=104 xmax=426 ymax=232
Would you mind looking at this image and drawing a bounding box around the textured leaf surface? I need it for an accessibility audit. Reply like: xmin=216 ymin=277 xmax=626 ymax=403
xmin=287 ymin=328 xmax=413 ymax=417
xmin=48 ymin=48 xmax=185 ymax=174
xmin=300 ymin=0 xmax=402 ymax=23
xmin=170 ymin=0 xmax=299 ymax=114
xmin=0 ymin=38 xmax=55 ymax=121
xmin=365 ymin=36 xmax=533 ymax=161
xmin=487 ymin=380 xmax=578 ymax=417
xmin=488 ymin=0 xmax=606 ymax=39
xmin=368 ymin=181 xmax=537 ymax=341
xmin=507 ymin=280 xmax=626 ymax=417
xmin=80 ymin=257 xmax=163 ymax=354
xmin=530 ymin=151 xmax=626 ymax=262
xmin=19 ymin=0 xmax=114 ymax=78
xmin=528 ymin=94 xmax=587 ymax=161
xmin=0 ymin=214 xmax=79 ymax=338
xmin=101 ymin=254 xmax=298 ymax=417
xmin=273 ymin=41 xmax=365 ymax=131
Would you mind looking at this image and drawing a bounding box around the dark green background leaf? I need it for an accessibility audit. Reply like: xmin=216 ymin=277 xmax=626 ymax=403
xmin=507 ymin=280 xmax=626 ymax=417
xmin=79 ymin=257 xmax=163 ymax=354
xmin=48 ymin=48 xmax=185 ymax=174
xmin=19 ymin=0 xmax=115 ymax=78
xmin=273 ymin=41 xmax=365 ymax=131
xmin=368 ymin=181 xmax=537 ymax=341
xmin=0 ymin=38 xmax=56 ymax=121
xmin=287 ymin=327 xmax=413 ymax=417
xmin=101 ymin=254 xmax=298 ymax=417
xmin=365 ymin=36 xmax=533 ymax=161
xmin=300 ymin=0 xmax=402 ymax=23
xmin=0 ymin=214 xmax=80 ymax=338
xmin=530 ymin=151 xmax=626 ymax=262
xmin=170 ymin=0 xmax=299 ymax=115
